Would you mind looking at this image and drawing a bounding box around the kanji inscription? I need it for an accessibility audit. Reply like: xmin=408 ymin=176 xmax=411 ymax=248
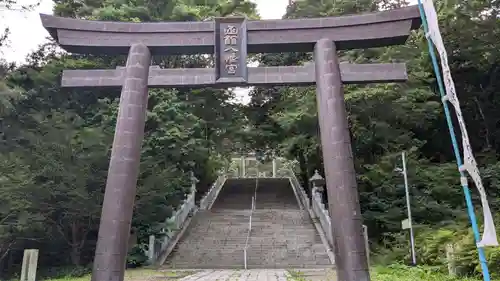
xmin=215 ymin=17 xmax=247 ymax=83
xmin=224 ymin=25 xmax=239 ymax=75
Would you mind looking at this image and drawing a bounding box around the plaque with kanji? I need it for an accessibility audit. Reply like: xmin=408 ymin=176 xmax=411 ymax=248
xmin=214 ymin=17 xmax=248 ymax=84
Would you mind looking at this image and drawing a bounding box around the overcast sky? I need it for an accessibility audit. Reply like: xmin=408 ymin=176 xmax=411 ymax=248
xmin=0 ymin=0 xmax=290 ymax=64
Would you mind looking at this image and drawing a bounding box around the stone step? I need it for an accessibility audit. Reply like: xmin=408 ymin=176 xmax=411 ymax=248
xmin=163 ymin=178 xmax=331 ymax=269
xmin=165 ymin=262 xmax=332 ymax=268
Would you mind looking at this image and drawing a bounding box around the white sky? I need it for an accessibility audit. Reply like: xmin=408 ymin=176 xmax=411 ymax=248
xmin=0 ymin=0 xmax=289 ymax=63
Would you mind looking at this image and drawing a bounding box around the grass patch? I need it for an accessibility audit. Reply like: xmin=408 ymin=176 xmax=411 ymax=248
xmin=372 ymin=265 xmax=495 ymax=281
xmin=286 ymin=270 xmax=307 ymax=281
xmin=44 ymin=269 xmax=196 ymax=281
xmin=286 ymin=265 xmax=498 ymax=281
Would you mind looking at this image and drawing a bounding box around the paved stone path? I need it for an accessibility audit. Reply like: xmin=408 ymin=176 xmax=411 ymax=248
xmin=128 ymin=268 xmax=336 ymax=280
xmin=161 ymin=269 xmax=336 ymax=281
xmin=177 ymin=269 xmax=288 ymax=281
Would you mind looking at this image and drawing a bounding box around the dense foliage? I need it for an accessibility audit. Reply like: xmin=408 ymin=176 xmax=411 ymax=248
xmin=0 ymin=0 xmax=258 ymax=277
xmin=370 ymin=265 xmax=499 ymax=281
xmin=1 ymin=0 xmax=500 ymax=279
xmin=246 ymin=0 xmax=500 ymax=278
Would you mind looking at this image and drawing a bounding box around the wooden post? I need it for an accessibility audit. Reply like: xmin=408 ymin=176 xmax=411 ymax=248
xmin=20 ymin=249 xmax=39 ymax=281
xmin=446 ymin=243 xmax=456 ymax=276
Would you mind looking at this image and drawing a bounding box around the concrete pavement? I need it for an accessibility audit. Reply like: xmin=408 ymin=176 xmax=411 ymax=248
xmin=177 ymin=269 xmax=287 ymax=280
xmin=171 ymin=269 xmax=336 ymax=281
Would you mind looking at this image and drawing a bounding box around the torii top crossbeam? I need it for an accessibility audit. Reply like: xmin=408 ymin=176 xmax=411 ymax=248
xmin=40 ymin=6 xmax=421 ymax=56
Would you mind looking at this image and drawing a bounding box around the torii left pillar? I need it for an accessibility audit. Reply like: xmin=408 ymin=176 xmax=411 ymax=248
xmin=91 ymin=44 xmax=151 ymax=281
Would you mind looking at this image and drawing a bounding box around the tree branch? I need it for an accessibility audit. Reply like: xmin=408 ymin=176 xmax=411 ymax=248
xmin=473 ymin=94 xmax=491 ymax=150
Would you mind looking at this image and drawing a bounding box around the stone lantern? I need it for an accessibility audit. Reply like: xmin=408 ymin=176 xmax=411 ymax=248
xmin=309 ymin=170 xmax=325 ymax=193
xmin=309 ymin=170 xmax=327 ymax=206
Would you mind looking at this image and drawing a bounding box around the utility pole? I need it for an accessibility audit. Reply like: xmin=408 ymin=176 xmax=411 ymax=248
xmin=401 ymin=151 xmax=417 ymax=266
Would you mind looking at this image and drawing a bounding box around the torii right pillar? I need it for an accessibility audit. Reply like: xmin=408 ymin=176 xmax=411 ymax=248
xmin=315 ymin=38 xmax=370 ymax=281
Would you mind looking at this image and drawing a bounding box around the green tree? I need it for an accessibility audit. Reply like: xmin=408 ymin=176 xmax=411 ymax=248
xmin=246 ymin=0 xmax=500 ymax=253
xmin=0 ymin=0 xmax=259 ymax=276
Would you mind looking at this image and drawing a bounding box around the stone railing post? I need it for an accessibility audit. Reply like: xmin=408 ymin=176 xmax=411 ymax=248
xmin=363 ymin=225 xmax=370 ymax=265
xmin=190 ymin=172 xmax=198 ymax=212
xmin=241 ymin=156 xmax=246 ymax=178
xmin=190 ymin=171 xmax=198 ymax=195
xmin=20 ymin=249 xmax=38 ymax=281
xmin=147 ymin=235 xmax=155 ymax=263
xmin=446 ymin=243 xmax=457 ymax=276
xmin=272 ymin=158 xmax=277 ymax=178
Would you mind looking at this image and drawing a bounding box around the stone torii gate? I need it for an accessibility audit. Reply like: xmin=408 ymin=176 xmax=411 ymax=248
xmin=41 ymin=6 xmax=421 ymax=281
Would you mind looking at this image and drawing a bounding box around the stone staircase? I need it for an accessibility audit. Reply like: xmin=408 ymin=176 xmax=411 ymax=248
xmin=246 ymin=209 xmax=331 ymax=268
xmin=162 ymin=209 xmax=248 ymax=268
xmin=162 ymin=178 xmax=332 ymax=269
xmin=248 ymin=178 xmax=330 ymax=268
xmin=212 ymin=178 xmax=255 ymax=210
xmin=255 ymin=178 xmax=300 ymax=210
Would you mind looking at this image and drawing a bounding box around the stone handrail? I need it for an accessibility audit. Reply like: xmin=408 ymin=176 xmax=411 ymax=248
xmin=279 ymin=168 xmax=335 ymax=264
xmin=244 ymin=172 xmax=260 ymax=269
xmin=149 ymin=172 xmax=230 ymax=264
xmin=148 ymin=182 xmax=196 ymax=263
xmin=243 ymin=196 xmax=255 ymax=269
xmin=277 ymin=168 xmax=308 ymax=210
xmin=279 ymin=168 xmax=370 ymax=264
xmin=311 ymin=187 xmax=334 ymax=245
xmin=311 ymin=185 xmax=370 ymax=264
xmin=199 ymin=174 xmax=227 ymax=210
